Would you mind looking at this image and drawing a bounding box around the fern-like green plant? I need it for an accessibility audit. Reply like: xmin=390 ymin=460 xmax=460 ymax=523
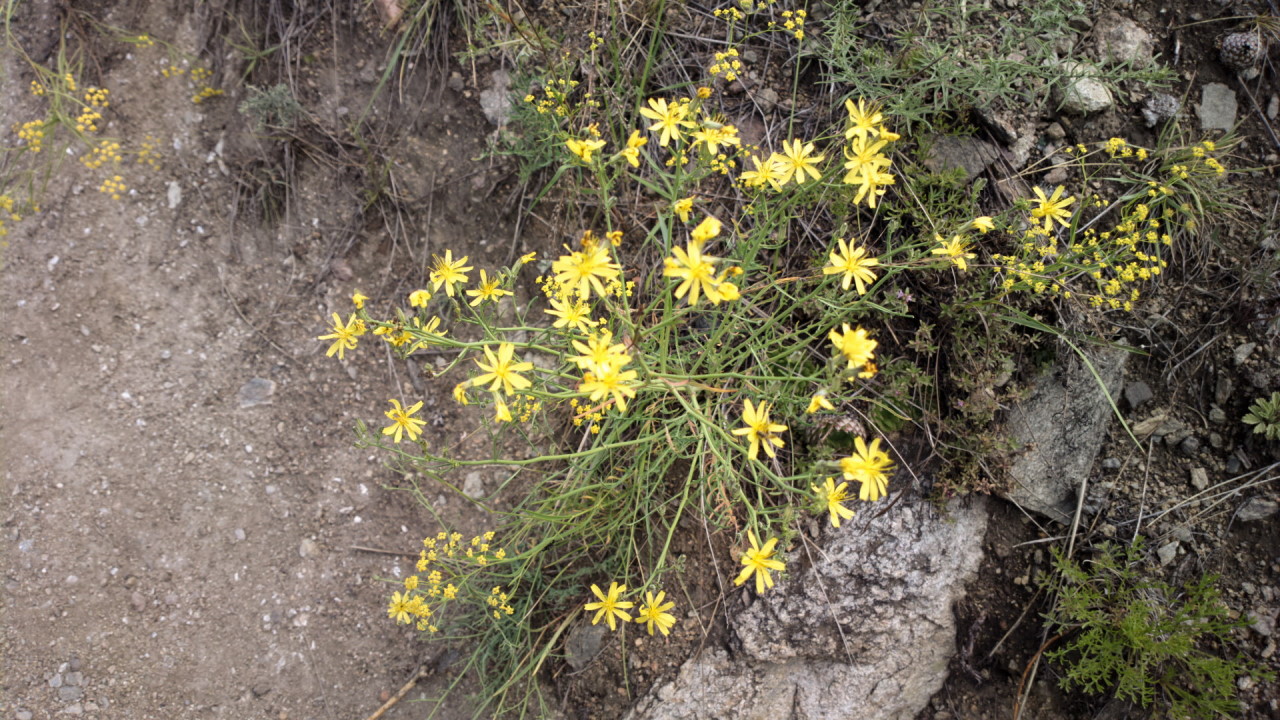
xmin=1242 ymin=391 xmax=1280 ymax=441
xmin=1043 ymin=539 xmax=1271 ymax=719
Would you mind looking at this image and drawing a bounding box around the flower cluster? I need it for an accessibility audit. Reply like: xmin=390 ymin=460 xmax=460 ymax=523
xmin=16 ymin=120 xmax=45 ymax=152
xmin=0 ymin=194 xmax=23 ymax=238
xmin=841 ymin=98 xmax=899 ymax=207
xmin=524 ymin=75 xmax=595 ymax=117
xmin=663 ymin=215 xmax=742 ymax=305
xmin=709 ymin=48 xmax=743 ymax=82
xmin=388 ymin=530 xmax=515 ymax=631
xmin=98 ymin=175 xmax=127 ymax=200
xmin=82 ymin=139 xmax=122 ymax=170
xmin=583 ymin=581 xmax=677 ymax=636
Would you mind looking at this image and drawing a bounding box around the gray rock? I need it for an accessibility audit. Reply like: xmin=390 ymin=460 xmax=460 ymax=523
xmin=755 ymin=87 xmax=780 ymax=113
xmin=49 ymin=673 xmax=63 ymax=688
xmin=463 ymin=472 xmax=486 ymax=499
xmin=16 ymin=711 xmax=33 ymax=720
xmin=564 ymin=622 xmax=608 ymax=672
xmin=298 ymin=538 xmax=318 ymax=558
xmin=1124 ymin=381 xmax=1153 ymax=409
xmin=1215 ymin=376 xmax=1234 ymax=406
xmin=923 ymin=135 xmax=1000 ymax=182
xmin=1198 ymin=83 xmax=1238 ymax=131
xmin=1157 ymin=540 xmax=1179 ymax=566
xmin=237 ymin=378 xmax=276 ymax=408
xmin=1251 ymin=607 xmax=1277 ymax=637
xmin=1234 ymin=342 xmax=1257 ymax=365
xmin=62 ymin=703 xmax=82 ymax=715
xmin=1209 ymin=407 xmax=1227 ymax=424
xmin=1238 ymin=498 xmax=1279 ymax=522
xmin=1102 ymin=457 xmax=1121 ymax=470
xmin=629 ymin=498 xmax=989 ymax=720
xmin=1179 ymin=435 xmax=1201 ymax=456
xmin=1268 ymin=94 xmax=1279 ymax=120
xmin=1002 ymin=347 xmax=1127 ymax=522
xmin=64 ymin=671 xmax=82 ymax=686
xmin=1190 ymin=467 xmax=1209 ymax=491
xmin=1094 ymin=14 xmax=1154 ymax=68
xmin=1058 ymin=62 xmax=1114 ymax=115
xmin=58 ymin=685 xmax=83 ymax=702
xmin=1142 ymin=93 xmax=1181 ymax=127
xmin=479 ymin=69 xmax=513 ymax=127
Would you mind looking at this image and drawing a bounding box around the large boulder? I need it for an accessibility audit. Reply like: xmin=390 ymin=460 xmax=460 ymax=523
xmin=628 ymin=497 xmax=990 ymax=720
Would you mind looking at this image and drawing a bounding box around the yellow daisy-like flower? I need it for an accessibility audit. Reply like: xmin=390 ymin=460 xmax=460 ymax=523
xmin=812 ymin=477 xmax=855 ymax=528
xmin=408 ymin=289 xmax=432 ymax=307
xmin=1030 ymin=185 xmax=1076 ymax=231
xmin=638 ymin=97 xmax=694 ymax=147
xmin=773 ymin=138 xmax=825 ymax=185
xmin=690 ymin=215 xmax=722 ymax=244
xmin=583 ymin=581 xmax=634 ymax=631
xmin=692 ymin=123 xmax=741 ymax=155
xmin=317 ymin=312 xmax=365 ymax=359
xmin=828 ymin=323 xmax=877 ymax=370
xmin=493 ymin=395 xmax=513 ymax=423
xmin=967 ymin=216 xmax=995 ymax=233
xmin=429 ymin=250 xmax=472 ymax=297
xmin=466 ymin=269 xmax=513 ymax=306
xmin=823 ymin=237 xmax=880 ymax=295
xmin=545 ymin=297 xmax=597 ymax=333
xmin=846 ymin=166 xmax=895 ymax=208
xmin=382 ymin=399 xmax=427 ymax=443
xmin=552 ymin=244 xmax=622 ymax=301
xmin=387 ymin=591 xmax=413 ymax=625
xmin=839 ymin=437 xmax=895 ymax=502
xmin=931 ymin=234 xmax=977 ymax=271
xmin=673 ymin=196 xmax=695 ymax=223
xmin=806 ymin=391 xmax=835 ymax=414
xmin=634 ymin=590 xmax=677 ymax=636
xmin=351 ymin=291 xmax=369 ymax=309
xmin=844 ymin=98 xmax=885 ymax=142
xmin=731 ymin=398 xmax=788 ymax=461
xmin=739 ymin=154 xmax=786 ymax=192
xmin=579 ymin=366 xmax=639 ymax=412
xmin=733 ymin=530 xmax=786 ymax=595
xmin=452 ymin=382 xmax=470 ymax=406
xmin=620 ymin=130 xmax=647 ymax=167
xmin=664 ymin=241 xmax=720 ymax=306
xmin=566 ymin=136 xmax=607 ymax=163
xmin=472 ymin=342 xmax=534 ymax=395
xmin=569 ymin=330 xmax=632 ymax=375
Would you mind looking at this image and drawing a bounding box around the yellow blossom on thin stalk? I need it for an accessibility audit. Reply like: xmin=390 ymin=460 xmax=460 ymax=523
xmin=823 ymin=237 xmax=879 ymax=295
xmin=846 ymin=166 xmax=895 ymax=208
xmin=466 ymin=269 xmax=512 ymax=306
xmin=806 ymin=391 xmax=835 ymax=414
xmin=569 ymin=330 xmax=632 ymax=375
xmin=584 ymin=581 xmax=634 ymax=631
xmin=739 ymin=154 xmax=786 ymax=191
xmin=387 ymin=591 xmax=413 ymax=624
xmin=813 ymin=477 xmax=856 ymax=527
xmin=429 ymin=249 xmax=472 ymax=297
xmin=773 ymin=138 xmax=825 ymax=185
xmin=634 ymin=591 xmax=677 ymax=636
xmin=351 ymin=291 xmax=368 ymax=309
xmin=579 ymin=365 xmax=639 ymax=412
xmin=638 ymin=97 xmax=694 ymax=147
xmin=966 ymin=216 xmax=995 ymax=233
xmin=472 ymin=342 xmax=534 ymax=395
xmin=1031 ymin=185 xmax=1076 ymax=231
xmin=545 ymin=296 xmax=597 ymax=333
xmin=408 ymin=289 xmax=431 ymax=307
xmin=619 ymin=130 xmax=647 ymax=167
xmin=382 ymin=399 xmax=426 ymax=443
xmin=317 ymin=312 xmax=365 ymax=359
xmin=664 ymin=240 xmax=720 ymax=306
xmin=733 ymin=530 xmax=786 ymax=595
xmin=732 ymin=399 xmax=788 ymax=461
xmin=840 ymin=437 xmax=895 ymax=502
xmin=692 ymin=123 xmax=741 ymax=155
xmin=493 ymin=395 xmax=513 ymax=423
xmin=844 ymin=98 xmax=885 ymax=142
xmin=931 ymin=234 xmax=977 ymax=271
xmin=828 ymin=323 xmax=877 ymax=371
xmin=566 ymin=136 xmax=607 ymax=163
xmin=673 ymin=197 xmax=695 ymax=223
xmin=690 ymin=216 xmax=722 ymax=244
xmin=552 ymin=244 xmax=622 ymax=300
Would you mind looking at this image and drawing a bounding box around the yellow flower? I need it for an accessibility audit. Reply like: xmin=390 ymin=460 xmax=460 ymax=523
xmin=387 ymin=591 xmax=413 ymax=624
xmin=664 ymin=241 xmax=720 ymax=306
xmin=839 ymin=437 xmax=894 ymax=502
xmin=841 ymin=135 xmax=891 ymax=182
xmin=518 ymin=251 xmax=538 ymax=265
xmin=773 ymin=138 xmax=825 ymax=185
xmin=1031 ymin=185 xmax=1076 ymax=231
xmin=690 ymin=216 xmax=722 ymax=244
xmin=620 ymin=130 xmax=647 ymax=167
xmin=453 ymin=382 xmax=470 ymax=405
xmin=466 ymin=269 xmax=512 ymax=306
xmin=931 ymin=234 xmax=977 ymax=271
xmin=739 ymin=154 xmax=786 ymax=192
xmin=382 ymin=399 xmax=427 ymax=443
xmin=846 ymin=166 xmax=895 ymax=208
xmin=545 ymin=297 xmax=597 ymax=333
xmin=823 ymin=237 xmax=879 ymax=295
xmin=692 ymin=123 xmax=740 ymax=155
xmin=584 ymin=581 xmax=634 ymax=631
xmin=317 ymin=312 xmax=364 ymax=359
xmin=552 ymin=244 xmax=622 ymax=300
xmin=828 ymin=323 xmax=877 ymax=370
xmin=634 ymin=590 xmax=677 ymax=636
xmin=579 ymin=366 xmax=639 ymax=412
xmin=733 ymin=530 xmax=786 ymax=595
xmin=844 ymin=98 xmax=885 ymax=142
xmin=638 ymin=97 xmax=694 ymax=147
xmin=429 ymin=249 xmax=472 ymax=297
xmin=494 ymin=395 xmax=513 ymax=423
xmin=351 ymin=291 xmax=369 ymax=309
xmin=731 ymin=399 xmax=788 ymax=461
xmin=806 ymin=392 xmax=835 ymax=414
xmin=566 ymin=136 xmax=607 ymax=163
xmin=812 ymin=477 xmax=855 ymax=528
xmin=472 ymin=343 xmax=534 ymax=395
xmin=409 ymin=289 xmax=432 ymax=307
xmin=569 ymin=330 xmax=632 ymax=375
xmin=673 ymin=196 xmax=695 ymax=223
xmin=967 ymin=216 xmax=995 ymax=233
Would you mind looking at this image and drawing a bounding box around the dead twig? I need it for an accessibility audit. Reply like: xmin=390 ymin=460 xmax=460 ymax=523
xmin=351 ymin=545 xmax=417 ymax=558
xmin=363 ymin=665 xmax=428 ymax=720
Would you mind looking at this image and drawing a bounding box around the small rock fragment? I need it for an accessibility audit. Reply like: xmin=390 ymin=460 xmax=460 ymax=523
xmin=1190 ymin=467 xmax=1209 ymax=491
xmin=298 ymin=538 xmax=318 ymax=558
xmin=1124 ymin=381 xmax=1153 ymax=409
xmin=237 ymin=378 xmax=276 ymax=408
xmin=1058 ymin=61 xmax=1114 ymax=115
xmin=1094 ymin=14 xmax=1153 ymax=68
xmin=1197 ymin=83 xmax=1238 ymax=131
xmin=463 ymin=472 xmax=486 ymax=499
xmin=1238 ymin=498 xmax=1279 ymax=522
xmin=1157 ymin=541 xmax=1179 ymax=565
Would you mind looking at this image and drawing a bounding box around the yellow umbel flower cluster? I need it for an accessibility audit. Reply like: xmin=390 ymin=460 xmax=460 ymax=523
xmin=388 ymin=531 xmax=515 ymax=631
